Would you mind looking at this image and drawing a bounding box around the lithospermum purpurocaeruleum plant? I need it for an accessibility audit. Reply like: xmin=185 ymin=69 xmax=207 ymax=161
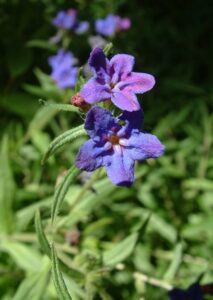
xmin=38 ymin=43 xmax=165 ymax=299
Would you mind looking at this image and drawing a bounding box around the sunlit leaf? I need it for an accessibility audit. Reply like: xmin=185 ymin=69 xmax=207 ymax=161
xmin=103 ymin=233 xmax=138 ymax=267
xmin=163 ymin=242 xmax=183 ymax=280
xmin=1 ymin=241 xmax=42 ymax=272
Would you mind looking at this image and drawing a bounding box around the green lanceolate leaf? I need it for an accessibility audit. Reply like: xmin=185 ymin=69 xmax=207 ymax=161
xmin=52 ymin=166 xmax=81 ymax=224
xmin=26 ymin=105 xmax=58 ymax=140
xmin=0 ymin=135 xmax=15 ymax=233
xmin=1 ymin=241 xmax=42 ymax=272
xmin=35 ymin=211 xmax=83 ymax=280
xmin=13 ymin=265 xmax=50 ymax=300
xmin=51 ymin=244 xmax=72 ymax=300
xmin=39 ymin=100 xmax=80 ymax=113
xmin=163 ymin=242 xmax=183 ymax=281
xmin=137 ymin=212 xmax=152 ymax=240
xmin=35 ymin=210 xmax=51 ymax=256
xmin=42 ymin=125 xmax=86 ymax=164
xmin=103 ymin=233 xmax=138 ymax=267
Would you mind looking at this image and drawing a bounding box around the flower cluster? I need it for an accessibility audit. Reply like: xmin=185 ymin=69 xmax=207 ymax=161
xmin=75 ymin=48 xmax=165 ymax=186
xmin=48 ymin=9 xmax=131 ymax=91
xmin=52 ymin=9 xmax=89 ymax=34
xmin=95 ymin=14 xmax=131 ymax=37
xmin=48 ymin=49 xmax=78 ymax=89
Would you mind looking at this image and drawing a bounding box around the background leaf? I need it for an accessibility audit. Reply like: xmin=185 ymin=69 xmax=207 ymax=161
xmin=0 ymin=135 xmax=15 ymax=233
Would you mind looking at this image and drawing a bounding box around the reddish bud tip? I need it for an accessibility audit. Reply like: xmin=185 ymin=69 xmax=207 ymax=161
xmin=71 ymin=93 xmax=90 ymax=111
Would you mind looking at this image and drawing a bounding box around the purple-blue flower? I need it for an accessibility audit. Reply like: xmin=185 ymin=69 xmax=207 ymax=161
xmin=95 ymin=14 xmax=131 ymax=37
xmin=52 ymin=9 xmax=77 ymax=30
xmin=80 ymin=47 xmax=155 ymax=112
xmin=48 ymin=49 xmax=78 ymax=89
xmin=75 ymin=106 xmax=164 ymax=187
xmin=52 ymin=9 xmax=89 ymax=34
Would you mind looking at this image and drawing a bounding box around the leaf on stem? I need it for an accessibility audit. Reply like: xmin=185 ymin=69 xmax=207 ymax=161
xmin=51 ymin=244 xmax=72 ymax=300
xmin=51 ymin=166 xmax=81 ymax=224
xmin=35 ymin=209 xmax=51 ymax=256
xmin=42 ymin=125 xmax=86 ymax=164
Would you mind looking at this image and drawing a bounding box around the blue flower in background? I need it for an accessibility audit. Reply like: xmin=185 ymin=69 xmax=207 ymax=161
xmin=75 ymin=106 xmax=164 ymax=186
xmin=52 ymin=9 xmax=77 ymax=30
xmin=52 ymin=9 xmax=89 ymax=34
xmin=48 ymin=49 xmax=77 ymax=69
xmin=48 ymin=49 xmax=78 ymax=89
xmin=95 ymin=14 xmax=131 ymax=37
xmin=74 ymin=21 xmax=89 ymax=34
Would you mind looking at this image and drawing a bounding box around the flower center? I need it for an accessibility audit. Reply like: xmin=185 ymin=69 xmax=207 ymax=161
xmin=110 ymin=82 xmax=116 ymax=89
xmin=109 ymin=135 xmax=120 ymax=145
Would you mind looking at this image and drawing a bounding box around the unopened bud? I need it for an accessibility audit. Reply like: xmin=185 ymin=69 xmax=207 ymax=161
xmin=71 ymin=93 xmax=90 ymax=111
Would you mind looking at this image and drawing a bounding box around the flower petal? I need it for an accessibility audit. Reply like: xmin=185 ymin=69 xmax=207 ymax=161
xmin=75 ymin=21 xmax=89 ymax=34
xmin=110 ymin=54 xmax=135 ymax=81
xmin=85 ymin=106 xmax=116 ymax=138
xmin=118 ymin=18 xmax=131 ymax=30
xmin=111 ymin=91 xmax=140 ymax=111
xmin=95 ymin=15 xmax=117 ymax=37
xmin=103 ymin=149 xmax=134 ymax=186
xmin=119 ymin=109 xmax=144 ymax=131
xmin=125 ymin=132 xmax=165 ymax=160
xmin=88 ymin=47 xmax=109 ymax=76
xmin=51 ymin=67 xmax=78 ymax=89
xmin=80 ymin=78 xmax=111 ymax=104
xmin=75 ymin=140 xmax=103 ymax=172
xmin=119 ymin=72 xmax=155 ymax=94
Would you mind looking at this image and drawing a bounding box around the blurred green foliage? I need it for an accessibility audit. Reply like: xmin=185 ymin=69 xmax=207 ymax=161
xmin=0 ymin=0 xmax=212 ymax=299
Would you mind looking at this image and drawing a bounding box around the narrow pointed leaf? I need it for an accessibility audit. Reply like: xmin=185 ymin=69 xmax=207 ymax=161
xmin=26 ymin=105 xmax=58 ymax=140
xmin=138 ymin=212 xmax=152 ymax=241
xmin=42 ymin=125 xmax=86 ymax=164
xmin=35 ymin=209 xmax=51 ymax=256
xmin=163 ymin=242 xmax=183 ymax=280
xmin=0 ymin=135 xmax=15 ymax=233
xmin=51 ymin=244 xmax=72 ymax=300
xmin=52 ymin=166 xmax=80 ymax=223
xmin=103 ymin=233 xmax=138 ymax=267
xmin=13 ymin=268 xmax=50 ymax=300
xmin=39 ymin=100 xmax=80 ymax=113
xmin=1 ymin=241 xmax=42 ymax=272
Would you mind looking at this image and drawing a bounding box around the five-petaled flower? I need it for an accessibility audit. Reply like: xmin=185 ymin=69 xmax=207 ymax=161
xmin=95 ymin=14 xmax=131 ymax=37
xmin=75 ymin=106 xmax=164 ymax=186
xmin=48 ymin=49 xmax=78 ymax=89
xmin=80 ymin=47 xmax=155 ymax=111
